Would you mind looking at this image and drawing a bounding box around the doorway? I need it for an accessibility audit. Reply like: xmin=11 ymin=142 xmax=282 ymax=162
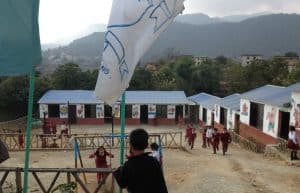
xmin=234 ymin=114 xmax=240 ymax=133
xmin=104 ymin=105 xmax=112 ymax=123
xmin=189 ymin=106 xmax=199 ymax=124
xmin=279 ymin=111 xmax=290 ymax=140
xmin=175 ymin=105 xmax=183 ymax=124
xmin=140 ymin=105 xmax=148 ymax=124
xmin=68 ymin=105 xmax=77 ymax=124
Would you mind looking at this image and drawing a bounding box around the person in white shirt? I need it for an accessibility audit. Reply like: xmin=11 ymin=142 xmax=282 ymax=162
xmin=150 ymin=142 xmax=161 ymax=164
xmin=206 ymin=126 xmax=213 ymax=148
xmin=288 ymin=126 xmax=299 ymax=160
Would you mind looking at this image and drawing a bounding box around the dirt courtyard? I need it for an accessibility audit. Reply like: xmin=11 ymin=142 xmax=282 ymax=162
xmin=1 ymin=126 xmax=300 ymax=193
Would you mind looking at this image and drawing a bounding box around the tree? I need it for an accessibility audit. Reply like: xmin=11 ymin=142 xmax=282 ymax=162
xmin=285 ymin=52 xmax=299 ymax=58
xmin=129 ymin=67 xmax=154 ymax=90
xmin=215 ymin=55 xmax=227 ymax=65
xmin=52 ymin=63 xmax=83 ymax=89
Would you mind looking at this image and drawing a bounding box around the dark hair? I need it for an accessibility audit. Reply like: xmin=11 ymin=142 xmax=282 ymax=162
xmin=96 ymin=146 xmax=105 ymax=155
xmin=223 ymin=127 xmax=228 ymax=130
xmin=150 ymin=143 xmax=159 ymax=151
xmin=290 ymin=126 xmax=296 ymax=131
xmin=129 ymin=128 xmax=149 ymax=150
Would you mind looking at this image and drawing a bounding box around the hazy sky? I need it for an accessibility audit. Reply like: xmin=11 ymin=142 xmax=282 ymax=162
xmin=39 ymin=0 xmax=300 ymax=43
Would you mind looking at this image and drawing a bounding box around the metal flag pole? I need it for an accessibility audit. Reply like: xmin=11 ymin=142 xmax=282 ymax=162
xmin=119 ymin=92 xmax=126 ymax=193
xmin=23 ymin=67 xmax=36 ymax=193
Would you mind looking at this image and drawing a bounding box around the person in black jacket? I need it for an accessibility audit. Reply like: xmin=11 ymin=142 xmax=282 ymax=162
xmin=113 ymin=128 xmax=168 ymax=193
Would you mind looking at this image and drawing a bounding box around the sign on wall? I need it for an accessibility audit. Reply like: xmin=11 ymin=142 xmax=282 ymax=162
xmin=291 ymin=92 xmax=300 ymax=129
xmin=113 ymin=105 xmax=120 ymax=118
xmin=39 ymin=104 xmax=48 ymax=118
xmin=240 ymin=99 xmax=250 ymax=125
xmin=132 ymin=105 xmax=140 ymax=119
xmin=59 ymin=104 xmax=68 ymax=118
xmin=167 ymin=105 xmax=176 ymax=119
xmin=96 ymin=104 xmax=104 ymax=118
xmin=148 ymin=104 xmax=156 ymax=118
xmin=76 ymin=104 xmax=85 ymax=118
xmin=263 ymin=105 xmax=279 ymax=138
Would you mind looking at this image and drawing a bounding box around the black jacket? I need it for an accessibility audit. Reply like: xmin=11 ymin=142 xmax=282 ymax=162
xmin=113 ymin=153 xmax=168 ymax=193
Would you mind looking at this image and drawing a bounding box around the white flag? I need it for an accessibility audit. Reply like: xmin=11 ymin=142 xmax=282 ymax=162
xmin=95 ymin=0 xmax=185 ymax=105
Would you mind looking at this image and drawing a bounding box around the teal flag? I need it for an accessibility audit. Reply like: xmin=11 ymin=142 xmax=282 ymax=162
xmin=0 ymin=0 xmax=41 ymax=76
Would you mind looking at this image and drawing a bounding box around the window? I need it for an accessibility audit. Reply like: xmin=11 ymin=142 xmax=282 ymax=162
xmin=220 ymin=107 xmax=228 ymax=126
xmin=202 ymin=108 xmax=207 ymax=122
xmin=250 ymin=102 xmax=264 ymax=130
xmin=156 ymin=105 xmax=167 ymax=118
xmin=125 ymin=105 xmax=132 ymax=118
xmin=48 ymin=104 xmax=60 ymax=118
xmin=85 ymin=104 xmax=96 ymax=118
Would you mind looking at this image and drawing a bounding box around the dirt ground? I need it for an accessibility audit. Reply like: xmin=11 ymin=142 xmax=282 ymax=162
xmin=1 ymin=126 xmax=300 ymax=193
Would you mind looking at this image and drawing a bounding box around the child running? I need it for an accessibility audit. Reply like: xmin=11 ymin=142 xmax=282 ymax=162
xmin=89 ymin=146 xmax=114 ymax=183
xmin=202 ymin=127 xmax=207 ymax=148
xmin=212 ymin=128 xmax=220 ymax=154
xmin=220 ymin=128 xmax=232 ymax=155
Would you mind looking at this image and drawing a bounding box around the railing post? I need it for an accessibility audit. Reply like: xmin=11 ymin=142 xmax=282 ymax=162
xmin=67 ymin=171 xmax=71 ymax=184
xmin=180 ymin=132 xmax=182 ymax=147
xmin=16 ymin=167 xmax=22 ymax=193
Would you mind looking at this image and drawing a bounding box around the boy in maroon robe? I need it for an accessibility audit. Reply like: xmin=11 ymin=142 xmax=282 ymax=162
xmin=89 ymin=146 xmax=114 ymax=183
xmin=185 ymin=124 xmax=193 ymax=146
xmin=202 ymin=128 xmax=207 ymax=148
xmin=220 ymin=128 xmax=232 ymax=155
xmin=190 ymin=128 xmax=197 ymax=150
xmin=212 ymin=128 xmax=220 ymax=154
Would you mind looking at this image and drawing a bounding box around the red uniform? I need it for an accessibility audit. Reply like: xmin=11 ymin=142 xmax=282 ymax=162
xmin=18 ymin=133 xmax=24 ymax=149
xmin=202 ymin=129 xmax=207 ymax=148
xmin=190 ymin=131 xmax=197 ymax=149
xmin=185 ymin=126 xmax=193 ymax=145
xmin=220 ymin=131 xmax=232 ymax=155
xmin=212 ymin=132 xmax=220 ymax=154
xmin=89 ymin=150 xmax=113 ymax=183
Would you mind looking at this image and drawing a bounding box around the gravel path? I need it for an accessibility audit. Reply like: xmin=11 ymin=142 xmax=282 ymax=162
xmin=1 ymin=131 xmax=300 ymax=193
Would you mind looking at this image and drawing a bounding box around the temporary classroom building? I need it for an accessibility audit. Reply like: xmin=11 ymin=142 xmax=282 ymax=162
xmin=214 ymin=94 xmax=241 ymax=131
xmin=38 ymin=90 xmax=190 ymax=125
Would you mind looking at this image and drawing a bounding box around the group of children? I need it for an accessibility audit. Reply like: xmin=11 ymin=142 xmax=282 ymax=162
xmin=202 ymin=126 xmax=232 ymax=155
xmin=186 ymin=124 xmax=232 ymax=155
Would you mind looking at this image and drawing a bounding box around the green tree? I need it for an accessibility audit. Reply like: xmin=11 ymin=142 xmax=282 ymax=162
xmin=285 ymin=52 xmax=299 ymax=58
xmin=129 ymin=67 xmax=154 ymax=90
xmin=52 ymin=63 xmax=83 ymax=89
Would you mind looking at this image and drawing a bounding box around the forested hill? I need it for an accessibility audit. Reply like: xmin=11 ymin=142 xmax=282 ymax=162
xmin=43 ymin=14 xmax=300 ymax=71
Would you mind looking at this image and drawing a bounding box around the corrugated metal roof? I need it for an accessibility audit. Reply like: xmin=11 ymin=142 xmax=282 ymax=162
xmin=258 ymin=82 xmax=300 ymax=108
xmin=188 ymin=92 xmax=219 ymax=103
xmin=38 ymin=90 xmax=103 ymax=104
xmin=188 ymin=92 xmax=220 ymax=110
xmin=125 ymin=91 xmax=189 ymax=104
xmin=241 ymin=85 xmax=285 ymax=104
xmin=215 ymin=94 xmax=241 ymax=111
xmin=202 ymin=97 xmax=221 ymax=110
xmin=38 ymin=90 xmax=189 ymax=105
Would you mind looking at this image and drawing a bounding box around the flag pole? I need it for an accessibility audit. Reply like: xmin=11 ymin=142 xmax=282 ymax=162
xmin=23 ymin=67 xmax=36 ymax=193
xmin=119 ymin=92 xmax=126 ymax=193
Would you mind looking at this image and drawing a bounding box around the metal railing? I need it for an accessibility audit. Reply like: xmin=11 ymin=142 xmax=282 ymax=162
xmin=0 ymin=132 xmax=183 ymax=151
xmin=0 ymin=167 xmax=114 ymax=193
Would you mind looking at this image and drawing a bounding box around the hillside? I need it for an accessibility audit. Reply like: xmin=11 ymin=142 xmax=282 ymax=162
xmin=42 ymin=14 xmax=300 ymax=72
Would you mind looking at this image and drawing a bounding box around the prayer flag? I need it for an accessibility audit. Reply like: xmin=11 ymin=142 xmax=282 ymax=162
xmin=95 ymin=0 xmax=185 ymax=105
